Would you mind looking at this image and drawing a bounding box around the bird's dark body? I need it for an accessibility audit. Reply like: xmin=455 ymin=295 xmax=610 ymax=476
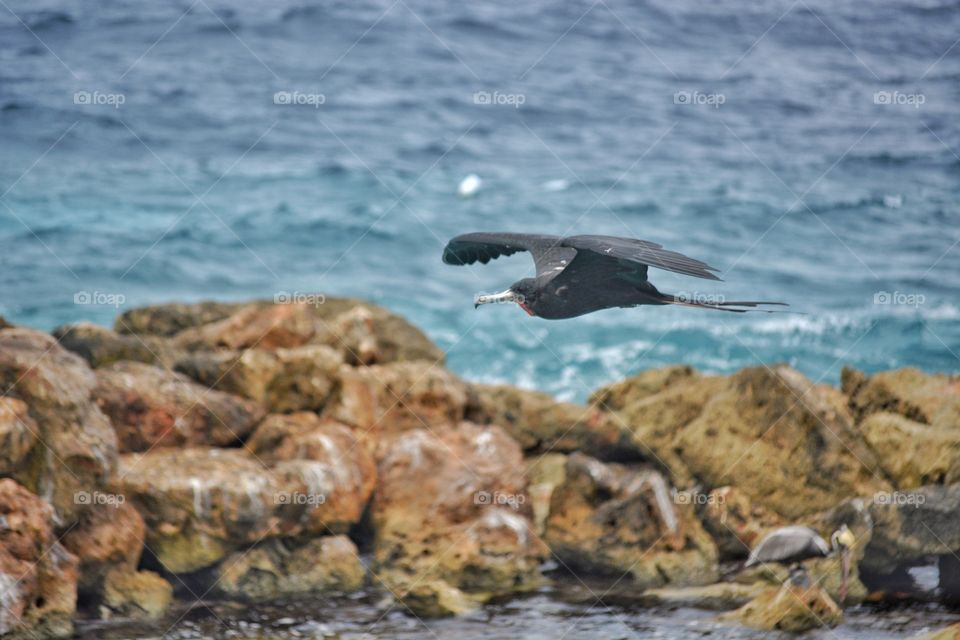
xmin=442 ymin=232 xmax=787 ymax=318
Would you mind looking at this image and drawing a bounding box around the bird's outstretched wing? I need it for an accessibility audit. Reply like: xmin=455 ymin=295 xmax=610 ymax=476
xmin=562 ymin=235 xmax=722 ymax=281
xmin=442 ymin=232 xmax=576 ymax=278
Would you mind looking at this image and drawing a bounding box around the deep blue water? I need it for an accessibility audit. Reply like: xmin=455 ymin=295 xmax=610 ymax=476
xmin=1 ymin=0 xmax=958 ymax=401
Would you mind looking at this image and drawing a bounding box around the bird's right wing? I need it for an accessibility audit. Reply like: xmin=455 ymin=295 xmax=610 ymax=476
xmin=563 ymin=235 xmax=722 ymax=281
xmin=442 ymin=232 xmax=576 ymax=278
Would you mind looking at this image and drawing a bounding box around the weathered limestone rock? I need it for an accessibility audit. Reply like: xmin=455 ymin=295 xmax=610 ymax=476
xmin=372 ymin=424 xmax=547 ymax=615
xmin=599 ymin=365 xmax=890 ymax=519
xmin=120 ymin=299 xmax=443 ymax=364
xmin=721 ymin=582 xmax=842 ymax=632
xmin=99 ymin=569 xmax=172 ymax=620
xmin=590 ymin=364 xmax=699 ymax=411
xmin=53 ymin=322 xmax=181 ymax=369
xmin=466 ymin=384 xmax=642 ymax=459
xmin=863 ymin=484 xmax=960 ymax=575
xmin=525 ymin=453 xmax=567 ymax=536
xmin=246 ymin=413 xmax=376 ymax=534
xmin=0 ymin=328 xmax=118 ymax=524
xmin=115 ymin=301 xmax=243 ymax=337
xmin=858 ymin=412 xmax=960 ymax=488
xmin=843 ymin=366 xmax=960 ymax=425
xmin=93 ymin=361 xmax=265 ymax=452
xmin=114 ymin=442 xmax=374 ymax=574
xmin=0 ymin=398 xmax=37 ymax=474
xmin=174 ymin=344 xmax=342 ymax=413
xmin=544 ymin=453 xmax=718 ymax=588
xmin=0 ymin=479 xmax=79 ymax=639
xmin=325 ymin=362 xmax=470 ymax=447
xmin=215 ymin=536 xmax=364 ymax=601
xmin=62 ymin=501 xmax=145 ymax=594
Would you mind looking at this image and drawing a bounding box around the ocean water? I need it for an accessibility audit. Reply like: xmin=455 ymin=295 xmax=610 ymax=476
xmin=1 ymin=0 xmax=959 ymax=401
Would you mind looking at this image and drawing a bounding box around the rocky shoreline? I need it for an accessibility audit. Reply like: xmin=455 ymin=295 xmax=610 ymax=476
xmin=1 ymin=297 xmax=959 ymax=638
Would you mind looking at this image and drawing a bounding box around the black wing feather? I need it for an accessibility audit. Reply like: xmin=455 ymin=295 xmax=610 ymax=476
xmin=563 ymin=235 xmax=722 ymax=281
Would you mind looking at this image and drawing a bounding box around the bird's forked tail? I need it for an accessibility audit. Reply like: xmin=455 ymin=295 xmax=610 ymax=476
xmin=657 ymin=293 xmax=789 ymax=313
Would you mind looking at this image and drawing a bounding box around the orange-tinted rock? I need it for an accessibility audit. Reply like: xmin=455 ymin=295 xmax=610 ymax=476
xmin=93 ymin=361 xmax=265 ymax=452
xmin=372 ymin=424 xmax=547 ymax=613
xmin=0 ymin=479 xmax=79 ymax=638
xmin=246 ymin=413 xmax=376 ymax=533
xmin=0 ymin=328 xmax=117 ymax=524
xmin=62 ymin=501 xmax=145 ymax=594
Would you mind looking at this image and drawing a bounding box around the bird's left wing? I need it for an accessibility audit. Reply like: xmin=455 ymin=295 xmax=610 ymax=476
xmin=442 ymin=232 xmax=576 ymax=278
xmin=563 ymin=235 xmax=722 ymax=281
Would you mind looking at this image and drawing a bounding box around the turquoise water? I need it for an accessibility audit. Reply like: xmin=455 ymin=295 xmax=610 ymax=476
xmin=1 ymin=0 xmax=958 ymax=400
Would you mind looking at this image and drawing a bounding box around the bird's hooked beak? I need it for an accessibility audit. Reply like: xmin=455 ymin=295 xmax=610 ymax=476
xmin=474 ymin=289 xmax=517 ymax=309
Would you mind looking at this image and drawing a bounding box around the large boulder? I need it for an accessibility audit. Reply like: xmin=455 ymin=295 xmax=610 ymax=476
xmin=325 ymin=362 xmax=470 ymax=448
xmin=52 ymin=322 xmax=181 ymax=369
xmin=0 ymin=479 xmax=79 ymax=639
xmin=372 ymin=424 xmax=547 ymax=616
xmin=215 ymin=536 xmax=364 ymax=601
xmin=114 ymin=445 xmax=370 ymax=574
xmin=862 ymin=483 xmax=960 ymax=575
xmin=115 ymin=301 xmax=243 ymax=337
xmin=0 ymin=328 xmax=118 ymax=524
xmin=99 ymin=568 xmax=172 ymax=620
xmin=174 ymin=345 xmax=342 ymax=413
xmin=245 ymin=412 xmax=376 ymax=533
xmin=599 ymin=365 xmax=890 ymax=519
xmin=858 ymin=411 xmax=960 ymax=489
xmin=544 ymin=453 xmax=718 ymax=588
xmin=120 ymin=299 xmax=443 ymax=364
xmin=843 ymin=366 xmax=960 ymax=425
xmin=61 ymin=501 xmax=145 ymax=595
xmin=466 ymin=384 xmax=642 ymax=460
xmin=93 ymin=361 xmax=265 ymax=452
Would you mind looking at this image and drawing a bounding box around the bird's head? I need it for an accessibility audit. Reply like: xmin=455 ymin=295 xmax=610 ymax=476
xmin=831 ymin=524 xmax=855 ymax=552
xmin=473 ymin=278 xmax=538 ymax=316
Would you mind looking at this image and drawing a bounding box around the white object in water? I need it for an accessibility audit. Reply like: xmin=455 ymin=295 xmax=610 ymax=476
xmin=457 ymin=173 xmax=482 ymax=197
xmin=543 ymin=178 xmax=569 ymax=192
xmin=883 ymin=194 xmax=903 ymax=208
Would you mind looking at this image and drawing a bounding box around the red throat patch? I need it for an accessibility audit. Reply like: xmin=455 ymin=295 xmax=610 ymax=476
xmin=517 ymin=300 xmax=536 ymax=316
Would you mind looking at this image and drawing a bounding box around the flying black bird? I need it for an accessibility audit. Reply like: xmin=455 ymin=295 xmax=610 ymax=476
xmin=442 ymin=232 xmax=787 ymax=319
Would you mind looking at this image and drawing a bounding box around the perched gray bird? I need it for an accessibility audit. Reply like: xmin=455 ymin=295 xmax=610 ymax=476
xmin=442 ymin=232 xmax=786 ymax=319
xmin=745 ymin=525 xmax=856 ymax=600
